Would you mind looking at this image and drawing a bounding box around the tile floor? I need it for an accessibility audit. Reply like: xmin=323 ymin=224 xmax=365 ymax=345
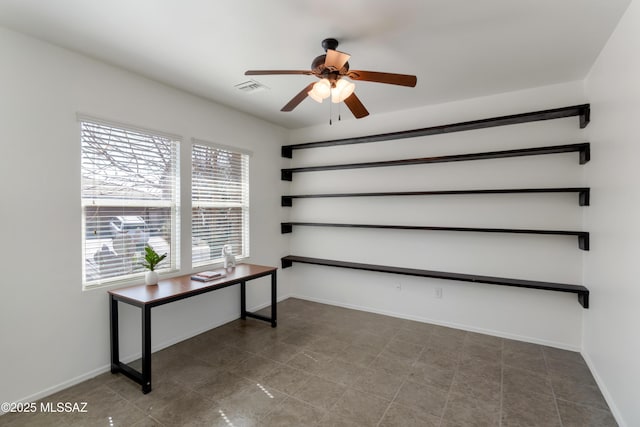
xmin=1 ymin=298 xmax=617 ymax=426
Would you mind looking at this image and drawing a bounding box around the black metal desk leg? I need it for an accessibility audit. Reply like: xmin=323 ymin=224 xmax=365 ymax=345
xmin=109 ymin=296 xmax=119 ymax=373
xmin=271 ymin=271 xmax=277 ymax=328
xmin=240 ymin=281 xmax=247 ymax=319
xmin=141 ymin=305 xmax=152 ymax=394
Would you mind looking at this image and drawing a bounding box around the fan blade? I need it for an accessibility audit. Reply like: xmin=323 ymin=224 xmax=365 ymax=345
xmin=245 ymin=70 xmax=314 ymax=76
xmin=325 ymin=49 xmax=351 ymax=70
xmin=347 ymin=70 xmax=417 ymax=87
xmin=281 ymin=82 xmax=316 ymax=112
xmin=343 ymin=92 xmax=369 ymax=119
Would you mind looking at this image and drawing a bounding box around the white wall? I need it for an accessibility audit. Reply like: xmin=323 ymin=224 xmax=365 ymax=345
xmin=286 ymin=82 xmax=589 ymax=348
xmin=0 ymin=27 xmax=289 ymax=406
xmin=584 ymin=0 xmax=640 ymax=425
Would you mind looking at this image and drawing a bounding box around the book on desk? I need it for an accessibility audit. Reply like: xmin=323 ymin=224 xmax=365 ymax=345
xmin=191 ymin=271 xmax=227 ymax=282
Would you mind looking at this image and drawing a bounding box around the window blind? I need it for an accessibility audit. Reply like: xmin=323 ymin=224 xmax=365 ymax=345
xmin=81 ymin=120 xmax=180 ymax=287
xmin=192 ymin=142 xmax=249 ymax=265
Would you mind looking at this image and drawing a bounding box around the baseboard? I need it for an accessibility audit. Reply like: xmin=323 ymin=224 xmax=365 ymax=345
xmin=581 ymin=351 xmax=626 ymax=427
xmin=1 ymin=293 xmax=292 ymax=415
xmin=291 ymin=294 xmax=581 ymax=351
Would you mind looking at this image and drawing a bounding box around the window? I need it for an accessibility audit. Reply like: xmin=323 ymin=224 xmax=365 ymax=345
xmin=192 ymin=141 xmax=250 ymax=266
xmin=80 ymin=118 xmax=180 ymax=287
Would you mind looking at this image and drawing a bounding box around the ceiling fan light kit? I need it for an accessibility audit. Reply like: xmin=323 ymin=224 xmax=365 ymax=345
xmin=245 ymin=38 xmax=417 ymax=120
xmin=308 ymin=78 xmax=331 ymax=102
xmin=307 ymin=78 xmax=355 ymax=104
xmin=331 ymin=79 xmax=355 ymax=103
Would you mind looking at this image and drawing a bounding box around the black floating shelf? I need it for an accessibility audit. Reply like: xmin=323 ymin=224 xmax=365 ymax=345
xmin=281 ymin=255 xmax=589 ymax=309
xmin=282 ymin=104 xmax=591 ymax=158
xmin=281 ymin=222 xmax=590 ymax=251
xmin=282 ymin=187 xmax=590 ymax=207
xmin=281 ymin=143 xmax=590 ymax=181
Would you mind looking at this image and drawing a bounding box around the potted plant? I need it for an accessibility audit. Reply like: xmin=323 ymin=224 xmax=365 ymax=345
xmin=141 ymin=245 xmax=167 ymax=285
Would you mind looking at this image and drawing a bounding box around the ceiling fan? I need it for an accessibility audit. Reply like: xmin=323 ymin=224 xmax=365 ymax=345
xmin=245 ymin=38 xmax=417 ymax=119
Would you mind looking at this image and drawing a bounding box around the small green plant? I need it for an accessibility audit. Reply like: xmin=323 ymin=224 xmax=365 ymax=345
xmin=141 ymin=245 xmax=167 ymax=271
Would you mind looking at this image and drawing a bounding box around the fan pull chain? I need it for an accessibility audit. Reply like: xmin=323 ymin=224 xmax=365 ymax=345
xmin=329 ymin=99 xmax=333 ymax=125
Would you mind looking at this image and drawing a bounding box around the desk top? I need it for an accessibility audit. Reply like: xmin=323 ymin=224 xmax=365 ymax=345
xmin=108 ymin=263 xmax=277 ymax=307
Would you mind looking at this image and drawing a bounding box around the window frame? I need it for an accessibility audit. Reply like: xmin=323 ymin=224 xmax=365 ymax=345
xmin=191 ymin=139 xmax=251 ymax=268
xmin=79 ymin=115 xmax=181 ymax=289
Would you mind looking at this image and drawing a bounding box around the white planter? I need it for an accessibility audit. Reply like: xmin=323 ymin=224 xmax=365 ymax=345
xmin=145 ymin=270 xmax=159 ymax=285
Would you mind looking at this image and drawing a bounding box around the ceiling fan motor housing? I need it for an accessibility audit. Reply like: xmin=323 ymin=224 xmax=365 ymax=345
xmin=311 ymin=55 xmax=350 ymax=76
xmin=311 ymin=55 xmax=326 ymax=73
xmin=321 ymin=38 xmax=339 ymax=52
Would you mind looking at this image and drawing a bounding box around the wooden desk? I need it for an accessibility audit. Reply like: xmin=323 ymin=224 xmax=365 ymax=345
xmin=108 ymin=263 xmax=277 ymax=393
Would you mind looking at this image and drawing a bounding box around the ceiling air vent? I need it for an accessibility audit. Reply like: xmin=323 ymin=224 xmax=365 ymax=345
xmin=234 ymin=79 xmax=269 ymax=93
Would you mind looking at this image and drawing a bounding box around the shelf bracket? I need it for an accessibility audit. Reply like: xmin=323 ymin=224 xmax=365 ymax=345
xmin=578 ymin=291 xmax=590 ymax=309
xmin=579 ymin=105 xmax=591 ymax=129
xmin=281 ymin=223 xmax=293 ymax=234
xmin=282 ymin=146 xmax=293 ymax=159
xmin=281 ymin=170 xmax=293 ymax=181
xmin=579 ymin=189 xmax=590 ymax=206
xmin=281 ymin=196 xmax=293 ymax=207
xmin=579 ymin=144 xmax=591 ymax=165
xmin=281 ymin=258 xmax=293 ymax=269
xmin=578 ymin=233 xmax=590 ymax=251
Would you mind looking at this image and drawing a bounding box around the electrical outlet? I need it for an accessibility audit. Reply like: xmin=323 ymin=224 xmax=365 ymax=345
xmin=435 ymin=287 xmax=443 ymax=299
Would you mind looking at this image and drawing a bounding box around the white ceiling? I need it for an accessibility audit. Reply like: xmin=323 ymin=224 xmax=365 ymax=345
xmin=0 ymin=0 xmax=631 ymax=129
